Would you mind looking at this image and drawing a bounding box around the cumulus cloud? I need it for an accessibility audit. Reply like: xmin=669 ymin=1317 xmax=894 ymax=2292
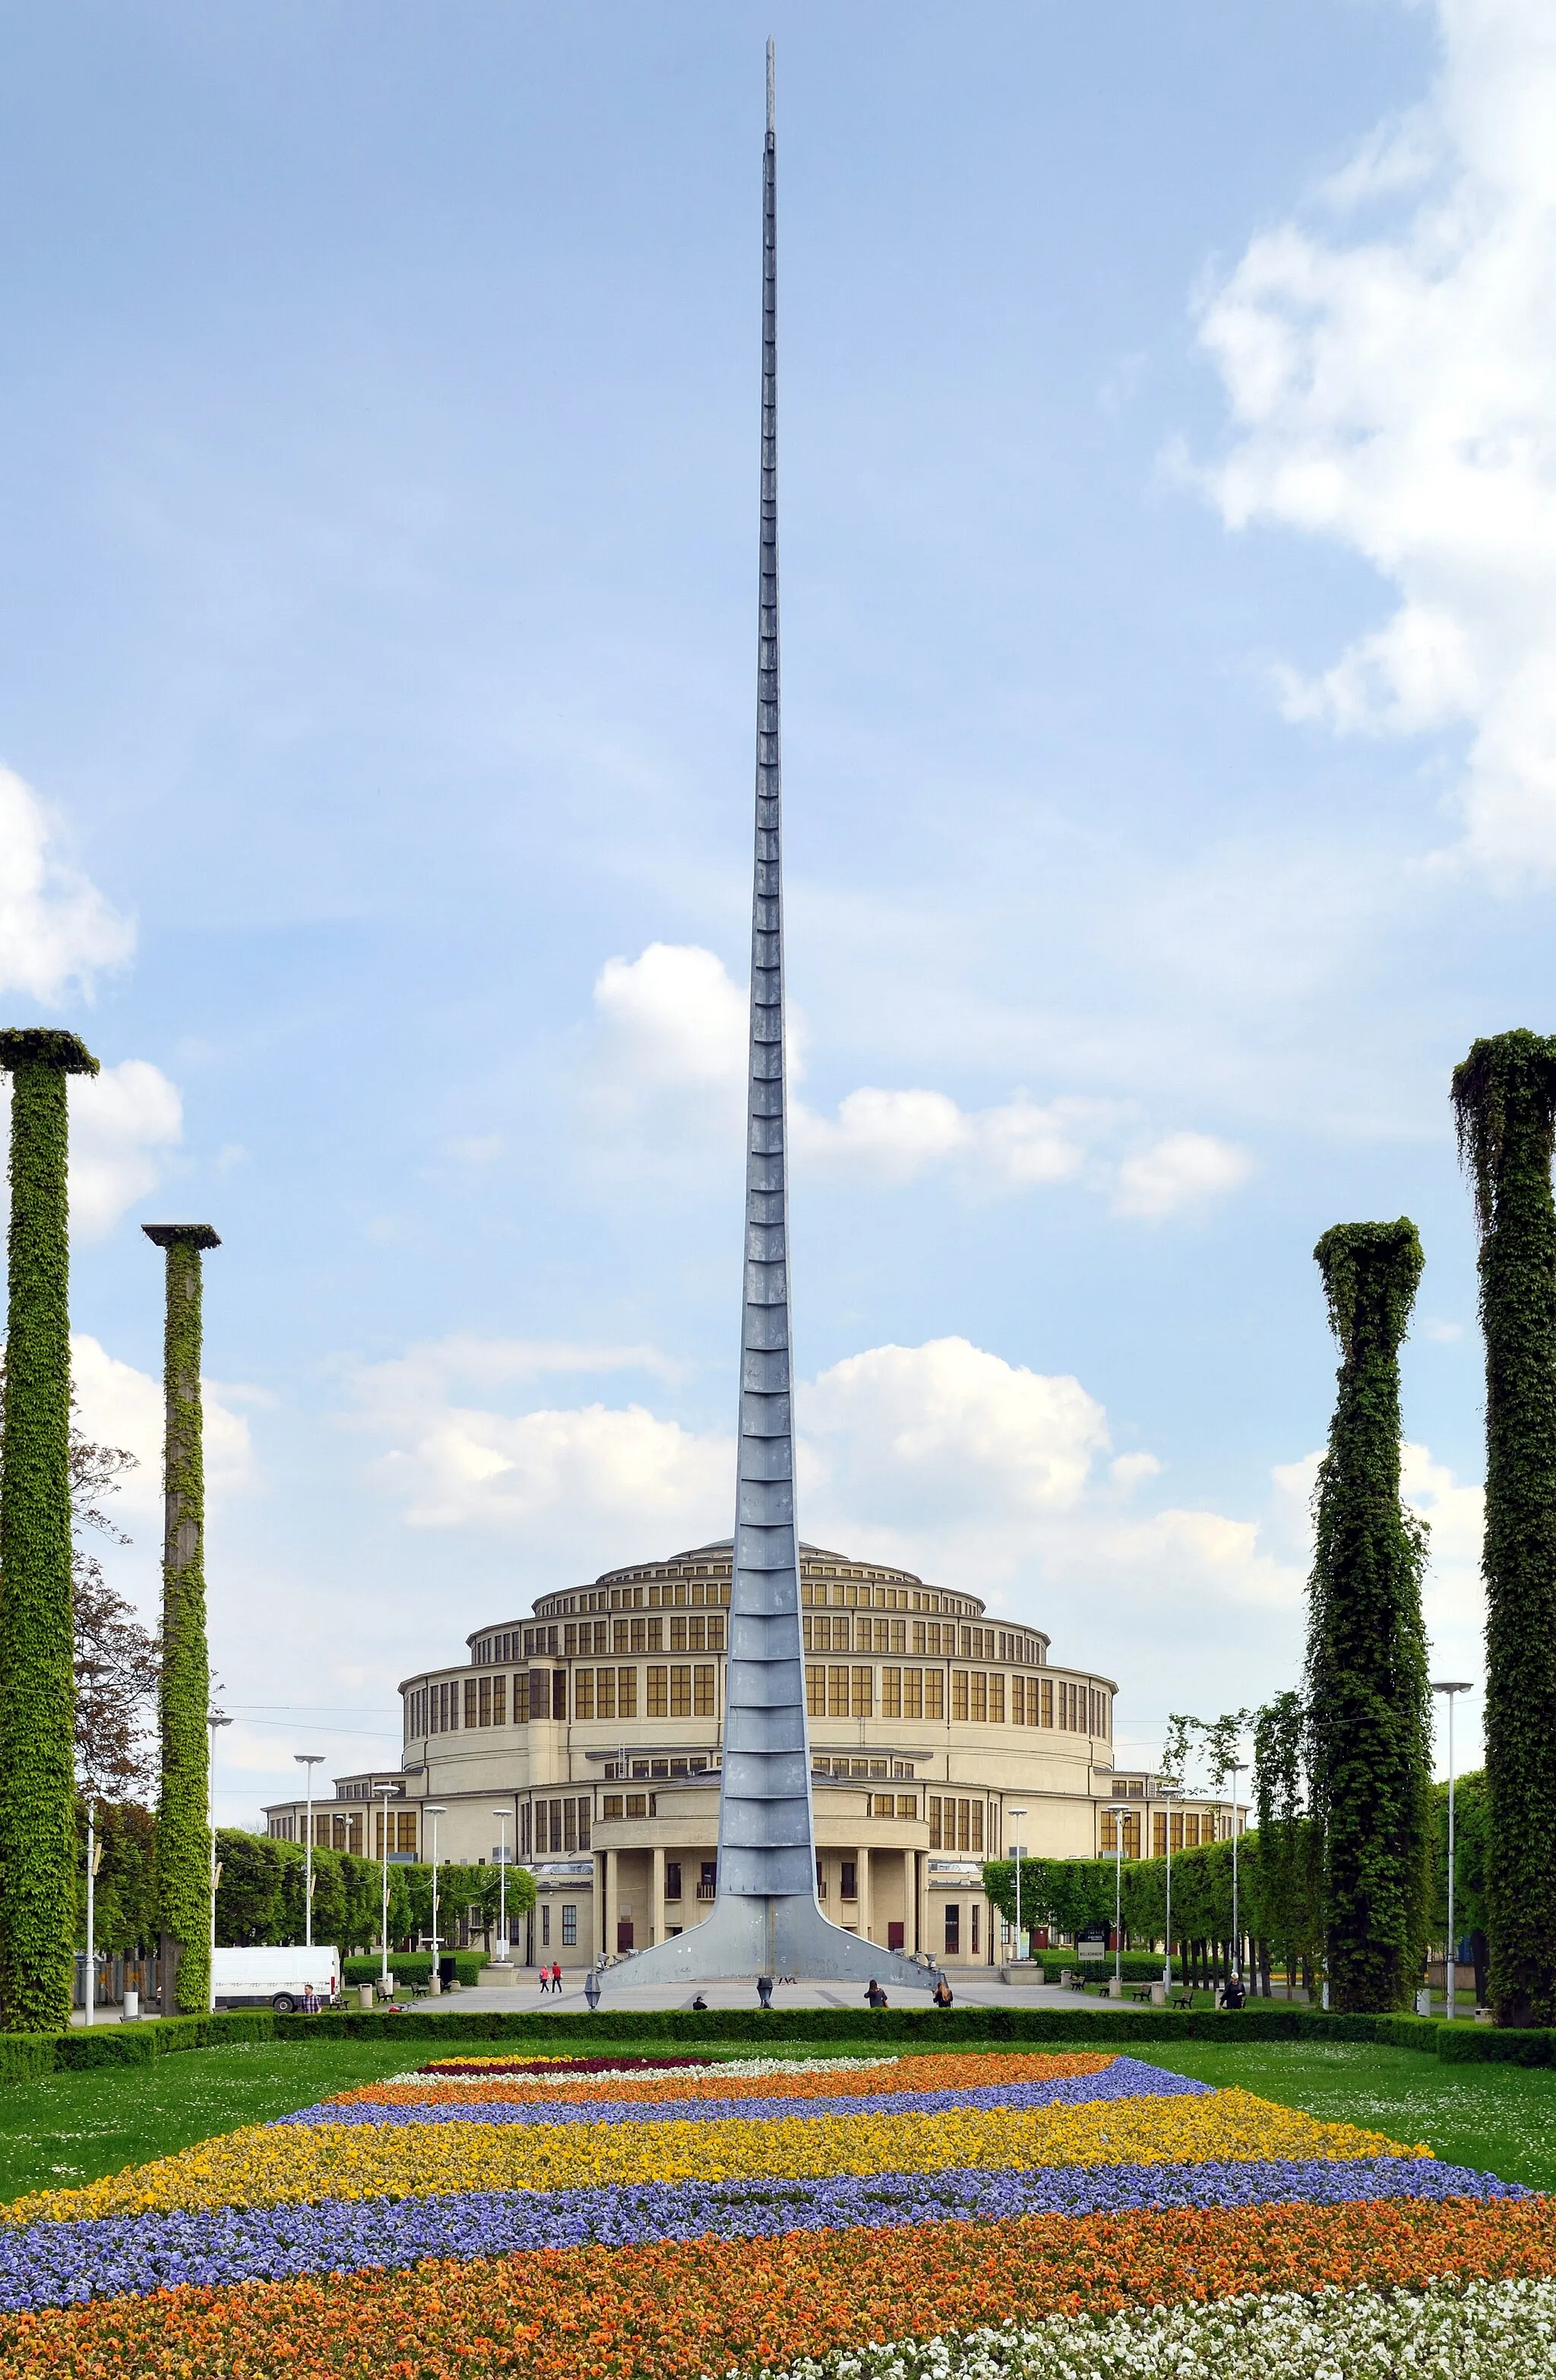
xmin=1195 ymin=0 xmax=1556 ymax=876
xmin=350 ymin=1335 xmax=726 ymax=1550
xmin=69 ymin=1332 xmax=258 ymax=1522
xmin=587 ymin=943 xmax=1248 ymax=1212
xmin=1114 ymin=1132 xmax=1254 ymax=1219
xmin=0 ymin=765 xmax=133 ymax=999
xmin=351 ymin=1328 xmax=1308 ymax=1727
xmin=66 ymin=1060 xmax=183 ymax=1237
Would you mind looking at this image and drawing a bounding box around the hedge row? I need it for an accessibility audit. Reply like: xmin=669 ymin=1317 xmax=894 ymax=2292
xmin=274 ymin=2005 xmax=1451 ymax=2049
xmin=341 ymin=1954 xmax=486 ymax=1990
xmin=0 ymin=2009 xmax=270 ymax=2081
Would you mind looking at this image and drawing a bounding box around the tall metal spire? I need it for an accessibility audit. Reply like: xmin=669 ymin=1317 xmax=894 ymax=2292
xmin=716 ymin=32 xmax=814 ymax=1901
xmin=598 ymin=48 xmax=930 ymax=1991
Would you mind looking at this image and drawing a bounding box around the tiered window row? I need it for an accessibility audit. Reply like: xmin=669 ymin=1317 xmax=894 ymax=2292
xmin=927 ymin=1796 xmax=987 ymax=1852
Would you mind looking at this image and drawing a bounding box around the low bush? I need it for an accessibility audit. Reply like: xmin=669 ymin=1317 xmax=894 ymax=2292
xmin=0 ymin=2009 xmax=270 ymax=2080
xmin=1438 ymin=2024 xmax=1556 ymax=2065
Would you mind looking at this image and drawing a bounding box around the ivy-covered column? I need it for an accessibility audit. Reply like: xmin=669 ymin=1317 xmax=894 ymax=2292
xmin=143 ymin=1223 xmax=221 ymax=2015
xmin=1305 ymin=1220 xmax=1431 ymax=2012
xmin=0 ymin=1028 xmax=98 ymax=2031
xmin=1453 ymin=1032 xmax=1556 ymax=2026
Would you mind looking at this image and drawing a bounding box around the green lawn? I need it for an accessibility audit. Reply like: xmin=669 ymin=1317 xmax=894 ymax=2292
xmin=0 ymin=2040 xmax=418 ymax=2200
xmin=1135 ymin=2040 xmax=1556 ymax=2191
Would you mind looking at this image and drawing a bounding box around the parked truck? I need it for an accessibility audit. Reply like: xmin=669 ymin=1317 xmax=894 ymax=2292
xmin=210 ymin=1945 xmax=340 ymax=2013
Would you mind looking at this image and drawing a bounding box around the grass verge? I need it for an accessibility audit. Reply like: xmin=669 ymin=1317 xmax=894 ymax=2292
xmin=1134 ymin=2040 xmax=1556 ymax=2191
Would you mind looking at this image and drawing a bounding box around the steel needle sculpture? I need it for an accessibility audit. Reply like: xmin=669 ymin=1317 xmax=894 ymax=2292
xmin=609 ymin=49 xmax=924 ymax=1994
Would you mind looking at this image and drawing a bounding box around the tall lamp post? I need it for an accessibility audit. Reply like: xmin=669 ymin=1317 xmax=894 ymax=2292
xmin=373 ymin=1781 xmax=397 ymax=1998
xmin=294 ymin=1753 xmax=324 ymax=1948
xmin=1226 ymin=1758 xmax=1248 ymax=1990
xmin=1431 ymin=1682 xmax=1474 ymax=2021
xmin=1008 ymin=1807 xmax=1027 ymax=1964
xmin=1105 ymin=1806 xmax=1132 ymax=1990
xmin=82 ymin=1805 xmax=102 ymax=2027
xmin=1159 ymin=1782 xmax=1180 ymax=1994
xmin=424 ymin=1804 xmax=445 ymax=1994
xmin=493 ymin=1808 xmax=513 ymax=1962
xmin=207 ymin=1712 xmax=232 ymax=2010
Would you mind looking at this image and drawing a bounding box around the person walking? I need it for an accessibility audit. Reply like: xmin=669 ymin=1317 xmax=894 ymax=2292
xmin=756 ymin=1974 xmax=774 ymax=2009
xmin=865 ymin=1978 xmax=888 ymax=2009
xmin=551 ymin=1961 xmax=563 ymax=1993
xmin=538 ymin=1964 xmax=551 ymax=1994
xmin=931 ymin=1974 xmax=954 ymax=2009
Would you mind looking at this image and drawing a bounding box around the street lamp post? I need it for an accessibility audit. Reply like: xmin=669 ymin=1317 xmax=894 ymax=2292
xmin=294 ymin=1753 xmax=324 ymax=1948
xmin=493 ymin=1809 xmax=513 ymax=1962
xmin=1431 ymin=1682 xmax=1475 ymax=2021
xmin=373 ymin=1782 xmax=397 ymax=1999
xmin=208 ymin=1712 xmax=232 ymax=2011
xmin=424 ymin=1805 xmax=446 ymax=1994
xmin=1160 ymin=1782 xmax=1179 ymax=1994
xmin=83 ymin=1806 xmax=102 ymax=2027
xmin=1105 ymin=1807 xmax=1132 ymax=1990
xmin=1226 ymin=1758 xmax=1247 ymax=1992
xmin=1008 ymin=1807 xmax=1027 ymax=1964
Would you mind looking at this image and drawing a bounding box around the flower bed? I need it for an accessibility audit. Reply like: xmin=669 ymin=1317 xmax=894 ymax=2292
xmin=0 ymin=2045 xmax=1547 ymax=2376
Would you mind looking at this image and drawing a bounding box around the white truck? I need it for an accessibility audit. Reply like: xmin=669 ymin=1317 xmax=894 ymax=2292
xmin=210 ymin=1945 xmax=341 ymax=2014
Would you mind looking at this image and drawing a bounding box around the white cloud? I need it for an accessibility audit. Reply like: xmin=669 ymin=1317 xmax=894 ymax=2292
xmin=802 ymin=1338 xmax=1108 ymax=1519
xmin=352 ymin=1329 xmax=1305 ymax=1727
xmin=69 ymin=1332 xmax=258 ymax=1522
xmin=592 ymin=942 xmax=749 ymax=1105
xmin=66 ymin=1060 xmax=183 ymax=1237
xmin=587 ymin=943 xmax=1248 ymax=1211
xmin=1114 ymin=1132 xmax=1253 ymax=1218
xmin=793 ymin=1086 xmax=1086 ymax=1190
xmin=1195 ymin=0 xmax=1556 ymax=876
xmin=0 ymin=764 xmax=133 ymax=999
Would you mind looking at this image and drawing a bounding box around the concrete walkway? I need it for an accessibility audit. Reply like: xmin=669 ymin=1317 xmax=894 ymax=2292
xmin=399 ymin=1970 xmax=1145 ymax=2017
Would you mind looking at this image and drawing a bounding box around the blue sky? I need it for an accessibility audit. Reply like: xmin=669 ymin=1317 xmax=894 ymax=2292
xmin=2 ymin=0 xmax=1543 ymax=1816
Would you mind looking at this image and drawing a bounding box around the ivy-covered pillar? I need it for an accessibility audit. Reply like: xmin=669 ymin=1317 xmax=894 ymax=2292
xmin=1453 ymin=1032 xmax=1556 ymax=2026
xmin=143 ymin=1222 xmax=221 ymax=2016
xmin=0 ymin=1028 xmax=98 ymax=2031
xmin=1306 ymin=1220 xmax=1431 ymax=2013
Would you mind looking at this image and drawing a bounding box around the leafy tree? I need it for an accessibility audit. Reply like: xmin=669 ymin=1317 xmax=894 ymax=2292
xmin=1253 ymin=1692 xmax=1323 ymax=1992
xmin=1453 ymin=1032 xmax=1556 ymax=2026
xmin=74 ymin=1798 xmax=157 ymax=1954
xmin=1305 ymin=1219 xmax=1432 ymax=2012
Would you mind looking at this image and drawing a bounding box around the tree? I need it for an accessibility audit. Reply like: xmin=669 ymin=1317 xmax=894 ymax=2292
xmin=1252 ymin=1692 xmax=1323 ymax=1993
xmin=0 ymin=1027 xmax=99 ymax=2031
xmin=1305 ymin=1220 xmax=1432 ymax=2012
xmin=1453 ymin=1032 xmax=1556 ymax=2026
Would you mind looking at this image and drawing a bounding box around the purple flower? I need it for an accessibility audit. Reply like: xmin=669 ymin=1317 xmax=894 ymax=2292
xmin=0 ymin=2156 xmax=1528 ymax=2313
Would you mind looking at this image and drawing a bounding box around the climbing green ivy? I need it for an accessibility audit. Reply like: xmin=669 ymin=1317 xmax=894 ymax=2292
xmin=145 ymin=1225 xmax=220 ymax=2016
xmin=0 ymin=1028 xmax=98 ymax=2031
xmin=1453 ymin=1031 xmax=1556 ymax=2027
xmin=1305 ymin=1219 xmax=1431 ymax=2013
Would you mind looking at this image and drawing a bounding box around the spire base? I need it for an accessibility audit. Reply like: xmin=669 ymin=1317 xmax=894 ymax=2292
xmin=596 ymin=1893 xmax=939 ymax=1996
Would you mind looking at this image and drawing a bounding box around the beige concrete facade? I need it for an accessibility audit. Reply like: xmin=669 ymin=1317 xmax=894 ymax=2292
xmin=263 ymin=1539 xmax=1238 ymax=1968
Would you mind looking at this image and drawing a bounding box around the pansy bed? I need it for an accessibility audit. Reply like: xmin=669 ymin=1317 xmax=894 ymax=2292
xmin=0 ymin=2046 xmax=1551 ymax=2377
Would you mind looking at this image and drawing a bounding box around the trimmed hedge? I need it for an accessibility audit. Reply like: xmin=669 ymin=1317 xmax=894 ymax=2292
xmin=341 ymin=1954 xmax=485 ymax=1990
xmin=1038 ymin=1955 xmax=1181 ymax=1985
xmin=276 ymin=2005 xmax=1365 ymax=2048
xmin=1438 ymin=2024 xmax=1556 ymax=2065
xmin=0 ymin=2009 xmax=270 ymax=2081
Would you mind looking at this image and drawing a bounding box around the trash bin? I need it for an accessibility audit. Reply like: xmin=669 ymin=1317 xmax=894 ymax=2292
xmin=438 ymin=1955 xmax=457 ymax=1991
xmin=1150 ymin=1981 xmax=1166 ymax=2007
xmin=358 ymin=1983 xmax=374 ymax=2011
xmin=122 ymin=1988 xmax=140 ymax=2022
